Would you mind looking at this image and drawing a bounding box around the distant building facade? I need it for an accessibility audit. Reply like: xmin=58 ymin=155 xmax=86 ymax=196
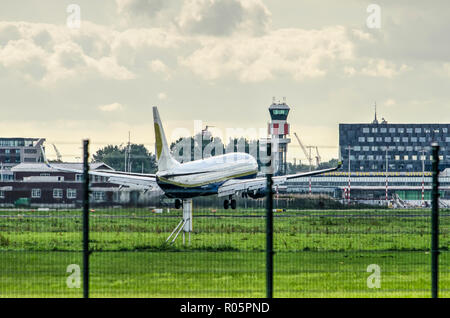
xmin=0 ymin=162 xmax=162 ymax=208
xmin=0 ymin=138 xmax=45 ymax=181
xmin=339 ymin=123 xmax=450 ymax=172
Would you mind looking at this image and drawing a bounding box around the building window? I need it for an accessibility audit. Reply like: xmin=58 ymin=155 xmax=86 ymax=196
xmin=31 ymin=189 xmax=41 ymax=198
xmin=358 ymin=137 xmax=365 ymax=142
xmin=362 ymin=128 xmax=369 ymax=133
xmin=389 ymin=128 xmax=396 ymax=133
xmin=443 ymin=128 xmax=448 ymax=133
xmin=411 ymin=137 xmax=417 ymax=142
xmin=67 ymin=188 xmax=77 ymax=199
xmin=402 ymin=137 xmax=408 ymax=142
xmin=0 ymin=190 xmax=4 ymax=199
xmin=40 ymin=173 xmax=50 ymax=177
xmin=398 ymin=128 xmax=404 ymax=133
xmin=407 ymin=128 xmax=413 ymax=133
xmin=393 ymin=137 xmax=400 ymax=143
xmin=358 ymin=155 xmax=365 ymax=160
xmin=93 ymin=191 xmax=106 ymax=201
xmin=380 ymin=128 xmax=387 ymax=133
xmin=367 ymin=137 xmax=374 ymax=142
xmin=398 ymin=146 xmax=405 ymax=151
xmin=376 ymin=137 xmax=383 ymax=142
xmin=363 ymin=146 xmax=370 ymax=151
xmin=53 ymin=189 xmax=63 ymax=199
xmin=406 ymin=146 xmax=413 ymax=151
xmin=385 ymin=137 xmax=391 ymax=142
xmin=371 ymin=146 xmax=378 ymax=151
xmin=76 ymin=174 xmax=83 ymax=182
xmin=353 ymin=146 xmax=361 ymax=151
xmin=420 ymin=137 xmax=426 ymax=142
xmin=372 ymin=128 xmax=378 ymax=133
xmin=415 ymin=128 xmax=422 ymax=133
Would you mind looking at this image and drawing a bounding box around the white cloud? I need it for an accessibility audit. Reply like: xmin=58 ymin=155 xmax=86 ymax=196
xmin=158 ymin=92 xmax=167 ymax=100
xmin=148 ymin=59 xmax=171 ymax=80
xmin=98 ymin=102 xmax=125 ymax=112
xmin=0 ymin=22 xmax=186 ymax=86
xmin=179 ymin=26 xmax=354 ymax=82
xmin=384 ymin=98 xmax=396 ymax=107
xmin=116 ymin=0 xmax=172 ymax=26
xmin=176 ymin=0 xmax=271 ymax=36
xmin=360 ymin=59 xmax=410 ymax=78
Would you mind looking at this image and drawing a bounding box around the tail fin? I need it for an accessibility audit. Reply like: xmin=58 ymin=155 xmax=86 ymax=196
xmin=153 ymin=106 xmax=180 ymax=171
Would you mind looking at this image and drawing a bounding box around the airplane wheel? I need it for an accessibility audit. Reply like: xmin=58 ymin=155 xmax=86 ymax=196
xmin=223 ymin=200 xmax=229 ymax=210
xmin=175 ymin=199 xmax=182 ymax=209
xmin=230 ymin=199 xmax=237 ymax=210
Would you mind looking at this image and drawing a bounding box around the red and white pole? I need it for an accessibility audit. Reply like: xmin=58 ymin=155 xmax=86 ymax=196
xmin=421 ymin=149 xmax=425 ymax=206
xmin=422 ymin=178 xmax=425 ymax=204
xmin=347 ymin=146 xmax=351 ymax=204
xmin=385 ymin=149 xmax=389 ymax=204
xmin=309 ymin=176 xmax=312 ymax=195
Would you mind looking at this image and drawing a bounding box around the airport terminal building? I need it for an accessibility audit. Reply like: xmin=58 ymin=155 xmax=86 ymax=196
xmin=339 ymin=121 xmax=450 ymax=172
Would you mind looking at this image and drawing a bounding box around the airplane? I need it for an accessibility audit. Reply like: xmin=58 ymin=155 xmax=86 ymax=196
xmin=42 ymin=106 xmax=342 ymax=210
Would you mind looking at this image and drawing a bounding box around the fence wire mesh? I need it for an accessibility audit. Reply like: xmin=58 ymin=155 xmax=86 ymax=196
xmin=0 ymin=140 xmax=448 ymax=298
xmin=1 ymin=194 xmax=449 ymax=297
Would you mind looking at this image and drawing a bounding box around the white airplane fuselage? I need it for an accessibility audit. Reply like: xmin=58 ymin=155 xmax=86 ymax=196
xmin=156 ymin=152 xmax=258 ymax=198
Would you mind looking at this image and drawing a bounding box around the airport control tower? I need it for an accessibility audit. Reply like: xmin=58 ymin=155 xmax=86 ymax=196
xmin=268 ymin=98 xmax=291 ymax=175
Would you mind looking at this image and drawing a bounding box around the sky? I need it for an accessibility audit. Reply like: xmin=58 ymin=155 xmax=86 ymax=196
xmin=0 ymin=0 xmax=449 ymax=163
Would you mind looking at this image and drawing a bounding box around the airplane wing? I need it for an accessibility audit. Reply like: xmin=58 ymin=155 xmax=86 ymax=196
xmin=218 ymin=162 xmax=342 ymax=197
xmin=41 ymin=147 xmax=158 ymax=190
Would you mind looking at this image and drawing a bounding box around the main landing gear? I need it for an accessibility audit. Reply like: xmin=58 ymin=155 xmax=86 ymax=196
xmin=223 ymin=196 xmax=237 ymax=210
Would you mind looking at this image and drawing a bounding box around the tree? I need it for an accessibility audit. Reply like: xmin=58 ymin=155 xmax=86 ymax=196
xmin=92 ymin=144 xmax=157 ymax=173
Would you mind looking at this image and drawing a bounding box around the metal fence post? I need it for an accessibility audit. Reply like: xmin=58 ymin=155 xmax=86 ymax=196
xmin=266 ymin=173 xmax=273 ymax=298
xmin=83 ymin=139 xmax=90 ymax=298
xmin=431 ymin=143 xmax=440 ymax=298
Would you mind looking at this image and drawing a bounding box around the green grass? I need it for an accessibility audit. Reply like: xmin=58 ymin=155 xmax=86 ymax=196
xmin=1 ymin=208 xmax=450 ymax=297
xmin=2 ymin=251 xmax=449 ymax=297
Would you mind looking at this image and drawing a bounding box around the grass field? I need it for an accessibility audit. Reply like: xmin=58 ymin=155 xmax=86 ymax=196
xmin=1 ymin=207 xmax=449 ymax=297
